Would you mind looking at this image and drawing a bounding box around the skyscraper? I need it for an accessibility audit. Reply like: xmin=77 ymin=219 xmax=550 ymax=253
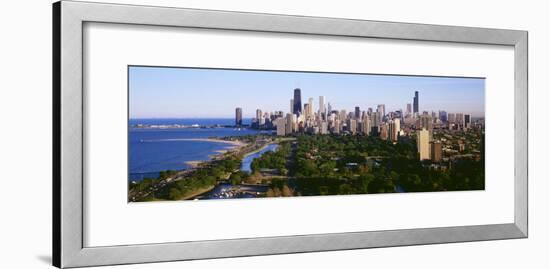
xmin=406 ymin=103 xmax=412 ymax=115
xmin=348 ymin=119 xmax=357 ymax=134
xmin=339 ymin=109 xmax=346 ymax=122
xmin=413 ymin=91 xmax=419 ymax=114
xmin=320 ymin=121 xmax=328 ymax=134
xmin=308 ymin=97 xmax=314 ymax=118
xmin=439 ymin=110 xmax=447 ymax=122
xmin=293 ymin=88 xmax=302 ymax=116
xmin=456 ymin=113 xmax=464 ymax=127
xmin=285 ymin=113 xmax=293 ymax=135
xmin=275 ymin=117 xmax=286 ymax=136
xmin=377 ymin=104 xmax=385 ymax=122
xmin=256 ymin=109 xmax=263 ymax=126
xmin=333 ymin=119 xmax=341 ymax=134
xmin=362 ymin=117 xmax=371 ymax=135
xmin=389 ymin=118 xmax=400 ymax=142
xmin=380 ymin=123 xmax=389 ymax=140
xmin=235 ymin=107 xmax=242 ymax=126
xmin=431 ymin=141 xmax=442 ymax=162
xmin=355 ymin=106 xmax=361 ymax=119
xmin=319 ymin=96 xmax=325 ymax=117
xmin=417 ymin=128 xmax=430 ymax=160
xmin=464 ymin=114 xmax=471 ymax=129
xmin=448 ymin=113 xmax=456 ymax=123
xmin=420 ymin=114 xmax=433 ymax=139
xmin=290 ymin=99 xmax=294 ymax=114
xmin=371 ymin=112 xmax=380 ymax=127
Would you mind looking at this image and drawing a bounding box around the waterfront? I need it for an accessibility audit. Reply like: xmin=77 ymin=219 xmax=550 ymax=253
xmin=193 ymin=183 xmax=270 ymax=200
xmin=128 ymin=67 xmax=485 ymax=202
xmin=240 ymin=143 xmax=279 ymax=173
xmin=129 ymin=119 xmax=262 ymax=181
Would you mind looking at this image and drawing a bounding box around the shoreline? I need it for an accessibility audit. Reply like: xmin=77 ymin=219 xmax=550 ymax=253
xmin=183 ymin=138 xmax=246 ymax=168
xmin=242 ymin=142 xmax=278 ymax=158
xmin=175 ymin=138 xmax=246 ymax=147
xmin=130 ymin=138 xmax=281 ymax=181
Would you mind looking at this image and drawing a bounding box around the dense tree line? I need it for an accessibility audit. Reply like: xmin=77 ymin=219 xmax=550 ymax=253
xmin=130 ymin=133 xmax=484 ymax=201
xmin=288 ymin=134 xmax=484 ymax=196
xmin=250 ymin=143 xmax=291 ymax=175
xmin=130 ymin=157 xmax=243 ymax=201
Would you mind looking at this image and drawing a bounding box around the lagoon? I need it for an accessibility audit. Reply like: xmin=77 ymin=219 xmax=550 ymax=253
xmin=240 ymin=144 xmax=279 ymax=173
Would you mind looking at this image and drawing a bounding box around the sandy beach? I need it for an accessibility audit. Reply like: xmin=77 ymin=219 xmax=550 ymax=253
xmin=183 ymin=138 xmax=246 ymax=168
xmin=185 ymin=160 xmax=204 ymax=168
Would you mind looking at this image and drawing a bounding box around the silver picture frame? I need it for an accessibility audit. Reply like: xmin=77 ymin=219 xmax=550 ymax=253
xmin=53 ymin=1 xmax=528 ymax=268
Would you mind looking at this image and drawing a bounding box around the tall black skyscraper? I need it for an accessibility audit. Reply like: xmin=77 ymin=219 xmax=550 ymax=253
xmin=235 ymin=107 xmax=242 ymax=126
xmin=413 ymin=91 xmax=419 ymax=113
xmin=293 ymin=88 xmax=302 ymax=116
xmin=355 ymin=106 xmax=361 ymax=119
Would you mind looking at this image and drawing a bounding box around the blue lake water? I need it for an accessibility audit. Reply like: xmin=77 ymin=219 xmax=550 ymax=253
xmin=129 ymin=118 xmax=252 ymax=127
xmin=129 ymin=118 xmax=268 ymax=181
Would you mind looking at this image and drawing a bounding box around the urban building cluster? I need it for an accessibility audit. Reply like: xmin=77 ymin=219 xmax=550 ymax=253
xmin=235 ymin=89 xmax=483 ymax=161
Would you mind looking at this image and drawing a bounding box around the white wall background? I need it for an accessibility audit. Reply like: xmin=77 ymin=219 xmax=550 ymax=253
xmin=0 ymin=0 xmax=546 ymax=268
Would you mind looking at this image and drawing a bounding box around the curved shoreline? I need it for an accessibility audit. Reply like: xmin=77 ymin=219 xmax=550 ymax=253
xmin=148 ymin=138 xmax=245 ymax=147
xmin=183 ymin=138 xmax=246 ymax=168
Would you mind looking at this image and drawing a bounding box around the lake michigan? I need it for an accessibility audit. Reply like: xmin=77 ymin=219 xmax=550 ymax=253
xmin=128 ymin=118 xmax=267 ymax=181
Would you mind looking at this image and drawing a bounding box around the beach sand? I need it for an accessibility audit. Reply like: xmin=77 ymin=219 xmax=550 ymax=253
xmin=179 ymin=138 xmax=245 ymax=147
xmin=184 ymin=138 xmax=246 ymax=168
xmin=185 ymin=160 xmax=204 ymax=168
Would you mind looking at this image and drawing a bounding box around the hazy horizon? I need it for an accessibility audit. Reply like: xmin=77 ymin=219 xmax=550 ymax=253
xmin=129 ymin=66 xmax=485 ymax=118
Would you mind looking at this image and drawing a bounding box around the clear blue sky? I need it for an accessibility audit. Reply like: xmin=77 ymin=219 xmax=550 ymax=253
xmin=129 ymin=66 xmax=485 ymax=118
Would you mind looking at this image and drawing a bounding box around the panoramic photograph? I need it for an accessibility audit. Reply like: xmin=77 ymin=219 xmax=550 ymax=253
xmin=128 ymin=66 xmax=485 ymax=202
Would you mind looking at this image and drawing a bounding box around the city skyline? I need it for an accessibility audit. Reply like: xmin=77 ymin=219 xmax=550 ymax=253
xmin=129 ymin=66 xmax=485 ymax=118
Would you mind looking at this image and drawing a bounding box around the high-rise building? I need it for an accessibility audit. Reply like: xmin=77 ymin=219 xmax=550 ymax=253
xmin=276 ymin=117 xmax=286 ymax=136
xmin=348 ymin=119 xmax=357 ymax=134
xmin=292 ymin=114 xmax=298 ymax=132
xmin=389 ymin=118 xmax=400 ymax=142
xmin=380 ymin=123 xmax=389 ymax=140
xmin=319 ymin=96 xmax=325 ymax=118
xmin=320 ymin=121 xmax=328 ymax=134
xmin=285 ymin=113 xmax=293 ymax=135
xmin=420 ymin=115 xmax=433 ymax=131
xmin=431 ymin=141 xmax=442 ymax=162
xmin=406 ymin=103 xmax=412 ymax=115
xmin=333 ymin=119 xmax=341 ymax=134
xmin=339 ymin=109 xmax=347 ymax=122
xmin=371 ymin=112 xmax=380 ymax=127
xmin=355 ymin=106 xmax=361 ymax=119
xmin=308 ymin=98 xmax=314 ymax=118
xmin=235 ymin=107 xmax=242 ymax=126
xmin=290 ymin=99 xmax=294 ymax=114
xmin=439 ymin=110 xmax=447 ymax=122
xmin=413 ymin=91 xmax=419 ymax=113
xmin=456 ymin=113 xmax=464 ymax=127
xmin=417 ymin=128 xmax=430 ymax=160
xmin=256 ymin=109 xmax=262 ymax=126
xmin=448 ymin=113 xmax=456 ymax=123
xmin=293 ymin=88 xmax=302 ymax=116
xmin=362 ymin=117 xmax=371 ymax=135
xmin=464 ymin=114 xmax=471 ymax=129
xmin=303 ymin=104 xmax=310 ymax=119
xmin=377 ymin=104 xmax=385 ymax=122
